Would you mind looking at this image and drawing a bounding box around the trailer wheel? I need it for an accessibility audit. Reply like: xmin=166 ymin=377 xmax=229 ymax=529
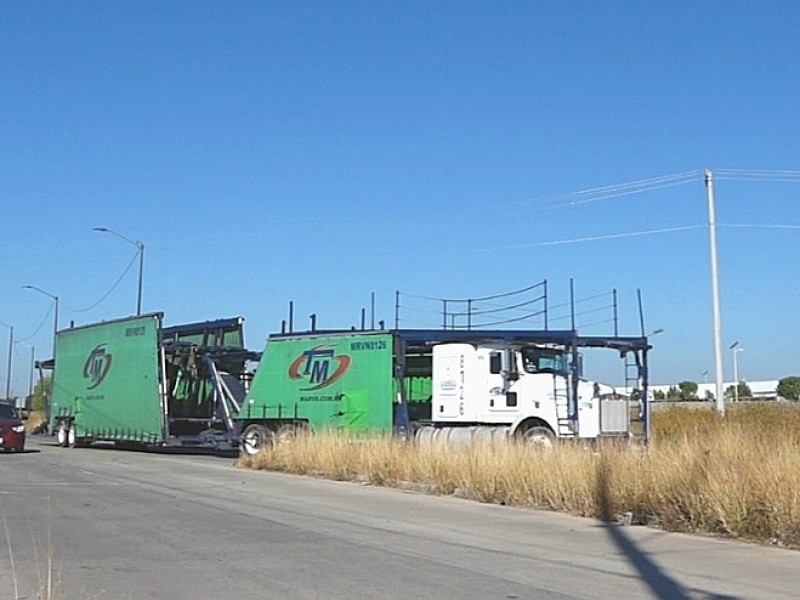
xmin=521 ymin=426 xmax=555 ymax=450
xmin=240 ymin=424 xmax=274 ymax=456
xmin=56 ymin=421 xmax=69 ymax=448
xmin=67 ymin=422 xmax=84 ymax=449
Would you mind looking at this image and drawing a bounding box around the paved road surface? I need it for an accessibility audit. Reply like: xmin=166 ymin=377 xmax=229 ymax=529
xmin=0 ymin=437 xmax=796 ymax=599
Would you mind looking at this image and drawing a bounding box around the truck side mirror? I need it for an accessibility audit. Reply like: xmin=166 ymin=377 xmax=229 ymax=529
xmin=489 ymin=353 xmax=502 ymax=374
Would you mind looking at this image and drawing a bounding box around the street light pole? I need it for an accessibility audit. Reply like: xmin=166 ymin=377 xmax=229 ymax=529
xmin=0 ymin=321 xmax=13 ymax=401
xmin=22 ymin=285 xmax=59 ymax=357
xmin=137 ymin=239 xmax=144 ymax=316
xmin=14 ymin=342 xmax=35 ymax=400
xmin=730 ymin=342 xmax=743 ymax=402
xmin=93 ymin=227 xmax=145 ymax=316
xmin=26 ymin=345 xmax=34 ymax=398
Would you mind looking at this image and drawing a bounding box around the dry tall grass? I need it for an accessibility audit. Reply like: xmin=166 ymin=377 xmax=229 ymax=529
xmin=2 ymin=512 xmax=60 ymax=600
xmin=239 ymin=403 xmax=800 ymax=547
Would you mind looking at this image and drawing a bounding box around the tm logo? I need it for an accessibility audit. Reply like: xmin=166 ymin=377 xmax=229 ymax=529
xmin=288 ymin=345 xmax=351 ymax=390
xmin=83 ymin=344 xmax=113 ymax=390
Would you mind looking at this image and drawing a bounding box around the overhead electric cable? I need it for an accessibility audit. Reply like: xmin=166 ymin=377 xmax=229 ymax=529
xmin=18 ymin=304 xmax=53 ymax=342
xmin=721 ymin=223 xmax=800 ymax=230
xmin=479 ymin=224 xmax=704 ymax=251
xmin=69 ymin=250 xmax=139 ymax=312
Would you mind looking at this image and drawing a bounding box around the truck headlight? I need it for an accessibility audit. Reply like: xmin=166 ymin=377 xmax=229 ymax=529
xmin=12 ymin=425 xmax=25 ymax=433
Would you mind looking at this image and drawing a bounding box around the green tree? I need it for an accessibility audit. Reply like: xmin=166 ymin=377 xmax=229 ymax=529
xmin=725 ymin=381 xmax=752 ymax=400
xmin=739 ymin=381 xmax=752 ymax=400
xmin=777 ymin=376 xmax=800 ymax=401
xmin=678 ymin=380 xmax=698 ymax=401
xmin=653 ymin=389 xmax=666 ymax=400
xmin=666 ymin=386 xmax=681 ymax=400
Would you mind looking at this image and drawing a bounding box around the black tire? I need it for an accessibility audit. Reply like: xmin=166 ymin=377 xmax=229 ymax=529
xmin=240 ymin=424 xmax=274 ymax=457
xmin=521 ymin=425 xmax=556 ymax=450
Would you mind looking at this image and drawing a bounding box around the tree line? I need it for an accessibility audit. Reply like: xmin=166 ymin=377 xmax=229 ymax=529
xmin=643 ymin=376 xmax=800 ymax=402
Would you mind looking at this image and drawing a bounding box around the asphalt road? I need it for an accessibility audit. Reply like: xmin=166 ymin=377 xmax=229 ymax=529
xmin=0 ymin=438 xmax=797 ymax=600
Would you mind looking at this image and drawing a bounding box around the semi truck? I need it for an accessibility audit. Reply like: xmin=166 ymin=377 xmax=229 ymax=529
xmin=48 ymin=313 xmax=257 ymax=451
xmin=235 ymin=328 xmax=651 ymax=455
xmin=46 ymin=314 xmax=652 ymax=454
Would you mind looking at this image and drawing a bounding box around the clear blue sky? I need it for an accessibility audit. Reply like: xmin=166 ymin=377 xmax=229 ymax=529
xmin=2 ymin=1 xmax=799 ymax=395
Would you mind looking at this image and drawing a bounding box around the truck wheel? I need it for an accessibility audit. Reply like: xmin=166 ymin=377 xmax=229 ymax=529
xmin=521 ymin=426 xmax=555 ymax=450
xmin=241 ymin=424 xmax=274 ymax=456
xmin=56 ymin=421 xmax=69 ymax=448
xmin=67 ymin=422 xmax=83 ymax=449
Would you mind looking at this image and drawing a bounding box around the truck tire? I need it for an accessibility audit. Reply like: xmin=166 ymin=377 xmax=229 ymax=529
xmin=56 ymin=421 xmax=69 ymax=448
xmin=521 ymin=426 xmax=555 ymax=450
xmin=240 ymin=424 xmax=274 ymax=457
xmin=67 ymin=422 xmax=84 ymax=449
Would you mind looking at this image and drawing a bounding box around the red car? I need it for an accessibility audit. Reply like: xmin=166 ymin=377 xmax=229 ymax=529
xmin=0 ymin=403 xmax=25 ymax=452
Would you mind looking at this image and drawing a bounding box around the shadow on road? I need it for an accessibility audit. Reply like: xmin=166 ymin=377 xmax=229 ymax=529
xmin=596 ymin=459 xmax=739 ymax=600
xmin=27 ymin=436 xmax=237 ymax=459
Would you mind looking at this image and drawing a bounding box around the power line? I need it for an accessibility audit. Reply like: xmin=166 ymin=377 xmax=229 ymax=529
xmin=69 ymin=250 xmax=139 ymax=313
xmin=479 ymin=224 xmax=705 ymax=251
xmin=715 ymin=168 xmax=800 ymax=181
xmin=721 ymin=223 xmax=800 ymax=230
xmin=402 ymin=170 xmax=701 ymax=228
xmin=508 ymin=170 xmax=701 ymax=210
xmin=18 ymin=304 xmax=53 ymax=342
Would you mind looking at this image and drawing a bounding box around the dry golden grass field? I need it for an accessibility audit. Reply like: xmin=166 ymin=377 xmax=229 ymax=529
xmin=239 ymin=403 xmax=800 ymax=548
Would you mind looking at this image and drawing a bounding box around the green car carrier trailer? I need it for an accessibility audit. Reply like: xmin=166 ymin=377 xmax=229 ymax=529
xmin=46 ymin=316 xmax=652 ymax=454
xmin=236 ymin=328 xmax=652 ymax=455
xmin=49 ymin=313 xmax=258 ymax=451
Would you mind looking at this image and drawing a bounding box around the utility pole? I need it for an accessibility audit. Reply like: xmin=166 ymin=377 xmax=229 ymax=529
xmin=27 ymin=345 xmax=34 ymax=398
xmin=705 ymin=170 xmax=725 ymax=416
xmin=0 ymin=322 xmax=13 ymax=401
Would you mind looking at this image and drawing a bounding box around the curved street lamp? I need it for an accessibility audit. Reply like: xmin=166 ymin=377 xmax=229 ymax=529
xmin=22 ymin=285 xmax=59 ymax=358
xmin=93 ymin=227 xmax=145 ymax=316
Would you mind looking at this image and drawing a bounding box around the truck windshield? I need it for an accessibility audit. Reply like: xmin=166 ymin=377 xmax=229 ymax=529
xmin=0 ymin=404 xmax=17 ymax=419
xmin=520 ymin=347 xmax=567 ymax=375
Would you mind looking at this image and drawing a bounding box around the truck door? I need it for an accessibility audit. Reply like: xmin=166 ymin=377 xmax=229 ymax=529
xmin=486 ymin=350 xmax=517 ymax=412
xmin=434 ymin=353 xmax=463 ymax=419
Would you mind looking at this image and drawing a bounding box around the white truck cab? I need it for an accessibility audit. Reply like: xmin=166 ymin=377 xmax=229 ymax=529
xmin=428 ymin=342 xmax=620 ymax=442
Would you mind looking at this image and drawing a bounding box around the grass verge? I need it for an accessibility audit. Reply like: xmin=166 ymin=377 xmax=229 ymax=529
xmin=239 ymin=403 xmax=800 ymax=548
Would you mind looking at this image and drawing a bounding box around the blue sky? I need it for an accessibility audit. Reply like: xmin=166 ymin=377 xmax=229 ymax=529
xmin=2 ymin=1 xmax=799 ymax=395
